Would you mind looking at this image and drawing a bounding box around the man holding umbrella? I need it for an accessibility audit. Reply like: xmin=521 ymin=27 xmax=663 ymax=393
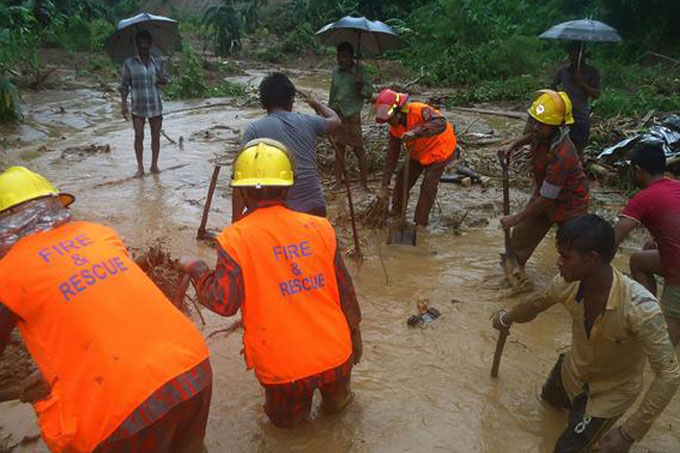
xmin=118 ymin=29 xmax=169 ymax=177
xmin=539 ymin=19 xmax=621 ymax=156
xmin=328 ymin=41 xmax=374 ymax=191
xmin=551 ymin=41 xmax=601 ymax=156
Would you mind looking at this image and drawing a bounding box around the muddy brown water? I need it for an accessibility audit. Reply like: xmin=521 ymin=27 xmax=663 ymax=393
xmin=1 ymin=68 xmax=678 ymax=452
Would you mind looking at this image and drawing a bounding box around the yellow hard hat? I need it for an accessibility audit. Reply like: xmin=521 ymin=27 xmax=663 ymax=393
xmin=231 ymin=138 xmax=294 ymax=188
xmin=0 ymin=166 xmax=74 ymax=214
xmin=528 ymin=89 xmax=575 ymax=126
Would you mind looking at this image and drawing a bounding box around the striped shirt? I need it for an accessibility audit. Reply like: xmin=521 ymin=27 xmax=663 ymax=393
xmin=118 ymin=55 xmax=167 ymax=118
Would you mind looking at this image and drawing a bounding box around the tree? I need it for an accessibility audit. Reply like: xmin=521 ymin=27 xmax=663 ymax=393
xmin=202 ymin=0 xmax=242 ymax=56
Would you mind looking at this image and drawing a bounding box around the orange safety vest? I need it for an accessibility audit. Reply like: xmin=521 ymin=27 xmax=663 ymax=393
xmin=217 ymin=204 xmax=352 ymax=385
xmin=0 ymin=221 xmax=210 ymax=453
xmin=390 ymin=102 xmax=458 ymax=165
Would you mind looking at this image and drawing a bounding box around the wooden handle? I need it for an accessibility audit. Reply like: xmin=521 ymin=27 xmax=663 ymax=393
xmin=490 ymin=329 xmax=509 ymax=378
xmin=197 ymin=165 xmax=221 ymax=239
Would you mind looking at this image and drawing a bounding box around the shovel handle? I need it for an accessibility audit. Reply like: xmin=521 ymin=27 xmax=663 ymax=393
xmin=197 ymin=165 xmax=221 ymax=240
xmin=490 ymin=329 xmax=509 ymax=378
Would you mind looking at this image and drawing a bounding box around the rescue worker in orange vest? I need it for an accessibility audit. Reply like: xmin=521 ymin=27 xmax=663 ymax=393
xmin=374 ymin=89 xmax=458 ymax=225
xmin=0 ymin=167 xmax=212 ymax=453
xmin=180 ymin=138 xmax=362 ymax=428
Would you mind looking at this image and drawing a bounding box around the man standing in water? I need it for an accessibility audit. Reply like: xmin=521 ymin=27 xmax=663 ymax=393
xmin=0 ymin=167 xmax=212 ymax=452
xmin=119 ymin=30 xmax=168 ymax=177
xmin=182 ymin=139 xmax=362 ymax=428
xmin=234 ymin=72 xmax=342 ymax=220
xmin=499 ymin=89 xmax=588 ymax=269
xmin=328 ymin=41 xmax=373 ymax=191
xmin=614 ymin=143 xmax=680 ymax=346
xmin=551 ymin=41 xmax=601 ymax=157
xmin=492 ymin=214 xmax=680 ymax=452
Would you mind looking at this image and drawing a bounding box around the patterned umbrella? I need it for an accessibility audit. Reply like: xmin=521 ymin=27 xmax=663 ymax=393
xmin=316 ymin=16 xmax=399 ymax=56
xmin=539 ymin=19 xmax=621 ymax=43
xmin=105 ymin=13 xmax=181 ymax=65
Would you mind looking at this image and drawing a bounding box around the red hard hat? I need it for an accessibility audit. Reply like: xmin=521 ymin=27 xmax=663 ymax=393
xmin=374 ymin=88 xmax=409 ymax=123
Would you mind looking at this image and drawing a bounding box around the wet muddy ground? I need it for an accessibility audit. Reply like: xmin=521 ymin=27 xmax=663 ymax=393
xmin=0 ymin=62 xmax=678 ymax=452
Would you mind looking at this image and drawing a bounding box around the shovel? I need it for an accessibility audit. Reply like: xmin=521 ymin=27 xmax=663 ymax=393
xmin=499 ymin=154 xmax=522 ymax=286
xmin=197 ymin=164 xmax=222 ymax=241
xmin=328 ymin=136 xmax=362 ymax=256
xmin=387 ymin=149 xmax=417 ymax=246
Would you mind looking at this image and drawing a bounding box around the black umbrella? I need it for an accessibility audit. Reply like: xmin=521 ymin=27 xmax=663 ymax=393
xmin=315 ymin=16 xmax=399 ymax=57
xmin=539 ymin=19 xmax=622 ymax=43
xmin=105 ymin=12 xmax=181 ymax=65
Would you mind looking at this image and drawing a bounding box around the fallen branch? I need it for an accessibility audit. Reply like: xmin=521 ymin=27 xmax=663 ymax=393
xmin=206 ymin=319 xmax=243 ymax=340
xmin=164 ymin=102 xmax=234 ymax=116
xmin=402 ymin=67 xmax=427 ymax=91
xmin=161 ymin=129 xmax=177 ymax=145
xmin=452 ymin=107 xmax=527 ymax=120
xmin=645 ymin=51 xmax=680 ymax=66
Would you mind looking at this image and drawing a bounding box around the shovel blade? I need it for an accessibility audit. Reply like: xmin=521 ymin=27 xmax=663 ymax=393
xmin=387 ymin=223 xmax=417 ymax=246
xmin=500 ymin=252 xmax=528 ymax=288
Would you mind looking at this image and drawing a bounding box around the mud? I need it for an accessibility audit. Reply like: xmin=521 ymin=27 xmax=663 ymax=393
xmin=0 ymin=332 xmax=36 ymax=391
xmin=1 ymin=59 xmax=679 ymax=453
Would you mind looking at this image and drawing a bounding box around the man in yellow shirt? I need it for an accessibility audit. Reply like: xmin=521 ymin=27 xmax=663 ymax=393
xmin=492 ymin=214 xmax=680 ymax=452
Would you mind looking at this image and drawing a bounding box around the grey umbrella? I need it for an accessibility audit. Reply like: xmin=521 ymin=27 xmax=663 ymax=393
xmin=105 ymin=12 xmax=181 ymax=65
xmin=316 ymin=16 xmax=399 ymax=56
xmin=539 ymin=19 xmax=621 ymax=43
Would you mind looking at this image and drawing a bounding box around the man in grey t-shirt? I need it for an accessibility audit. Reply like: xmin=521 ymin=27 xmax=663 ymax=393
xmin=234 ymin=72 xmax=342 ymax=220
xmin=551 ymin=42 xmax=601 ymax=156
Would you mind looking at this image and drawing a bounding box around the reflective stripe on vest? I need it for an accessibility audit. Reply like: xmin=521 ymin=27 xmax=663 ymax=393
xmin=0 ymin=222 xmax=210 ymax=452
xmin=217 ymin=205 xmax=352 ymax=384
xmin=390 ymin=102 xmax=457 ymax=165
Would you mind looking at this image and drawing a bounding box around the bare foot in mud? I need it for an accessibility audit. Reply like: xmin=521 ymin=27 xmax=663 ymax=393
xmin=134 ymin=169 xmax=144 ymax=178
xmin=150 ymin=166 xmax=160 ymax=174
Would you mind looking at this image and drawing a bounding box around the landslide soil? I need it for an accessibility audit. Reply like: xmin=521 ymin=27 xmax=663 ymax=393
xmin=0 ymin=50 xmax=676 ymax=453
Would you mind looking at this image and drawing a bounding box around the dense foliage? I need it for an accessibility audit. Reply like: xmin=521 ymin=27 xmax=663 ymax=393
xmin=255 ymin=0 xmax=680 ymax=117
xmin=1 ymin=0 xmax=678 ymax=123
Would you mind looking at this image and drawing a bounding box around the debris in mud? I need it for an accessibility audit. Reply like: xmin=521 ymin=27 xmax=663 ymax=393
xmin=132 ymin=241 xmax=193 ymax=316
xmin=60 ymin=144 xmax=110 ymax=160
xmin=407 ymin=297 xmax=441 ymax=328
xmin=359 ymin=195 xmax=388 ymax=228
xmin=0 ymin=331 xmax=37 ymax=392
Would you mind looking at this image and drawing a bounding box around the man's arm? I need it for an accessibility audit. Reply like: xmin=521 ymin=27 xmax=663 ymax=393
xmin=379 ymin=134 xmax=402 ymax=197
xmin=0 ymin=302 xmax=18 ymax=358
xmin=405 ymin=107 xmax=446 ymax=139
xmin=118 ymin=62 xmax=131 ymax=120
xmin=492 ymin=277 xmax=563 ymax=329
xmin=305 ymin=95 xmax=343 ymax=136
xmin=357 ymin=65 xmax=373 ymax=100
xmin=498 ymin=133 xmax=532 ymax=160
xmin=155 ymin=57 xmax=169 ymax=86
xmin=620 ymin=307 xmax=680 ymax=441
xmin=614 ymin=216 xmax=640 ymax=248
xmin=500 ymin=195 xmax=554 ymax=230
xmin=576 ymin=67 xmax=601 ymax=99
xmin=184 ymin=246 xmax=245 ymax=317
xmin=333 ymin=244 xmax=362 ymax=363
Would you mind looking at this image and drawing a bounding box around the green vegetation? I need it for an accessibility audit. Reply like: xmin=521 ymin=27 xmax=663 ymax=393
xmin=202 ymin=0 xmax=242 ymax=56
xmin=164 ymin=42 xmax=245 ymax=100
xmin=247 ymin=0 xmax=680 ymax=118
